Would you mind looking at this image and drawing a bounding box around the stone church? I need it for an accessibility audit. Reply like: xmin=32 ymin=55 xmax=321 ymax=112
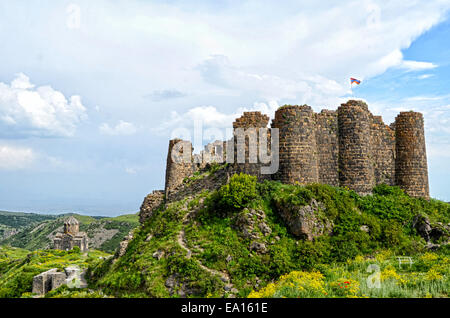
xmin=53 ymin=216 xmax=88 ymax=252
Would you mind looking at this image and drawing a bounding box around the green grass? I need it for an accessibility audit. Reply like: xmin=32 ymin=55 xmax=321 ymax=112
xmin=249 ymin=250 xmax=450 ymax=298
xmin=106 ymin=213 xmax=139 ymax=224
xmin=0 ymin=245 xmax=109 ymax=298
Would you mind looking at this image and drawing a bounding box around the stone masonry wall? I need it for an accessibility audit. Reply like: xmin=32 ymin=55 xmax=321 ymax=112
xmin=164 ymin=139 xmax=195 ymax=198
xmin=139 ymin=190 xmax=165 ymax=224
xmin=272 ymin=105 xmax=319 ymax=184
xmin=315 ymin=110 xmax=339 ymax=186
xmin=153 ymin=99 xmax=429 ymax=209
xmin=338 ymin=100 xmax=375 ymax=195
xmin=232 ymin=112 xmax=271 ymax=181
xmin=370 ymin=115 xmax=396 ymax=185
xmin=394 ymin=111 xmax=429 ymax=199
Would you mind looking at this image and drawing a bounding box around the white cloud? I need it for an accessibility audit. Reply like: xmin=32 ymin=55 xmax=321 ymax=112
xmin=99 ymin=120 xmax=137 ymax=136
xmin=404 ymin=96 xmax=444 ymax=102
xmin=417 ymin=74 xmax=434 ymax=79
xmin=399 ymin=60 xmax=438 ymax=72
xmin=125 ymin=167 xmax=137 ymax=174
xmin=0 ymin=73 xmax=87 ymax=137
xmin=0 ymin=144 xmax=35 ymax=170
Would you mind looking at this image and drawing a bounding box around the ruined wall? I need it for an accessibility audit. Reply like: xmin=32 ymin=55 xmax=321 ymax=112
xmin=232 ymin=111 xmax=271 ymax=181
xmin=370 ymin=115 xmax=396 ymax=185
xmin=338 ymin=100 xmax=375 ymax=195
xmin=164 ymin=139 xmax=194 ymax=198
xmin=139 ymin=190 xmax=165 ymax=224
xmin=315 ymin=110 xmax=339 ymax=186
xmin=394 ymin=112 xmax=429 ymax=199
xmin=272 ymin=105 xmax=319 ymax=184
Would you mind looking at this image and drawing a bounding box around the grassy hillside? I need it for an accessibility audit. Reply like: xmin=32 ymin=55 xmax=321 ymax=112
xmin=0 ymin=211 xmax=57 ymax=240
xmin=87 ymin=173 xmax=449 ymax=298
xmin=0 ymin=245 xmax=109 ymax=298
xmin=0 ymin=213 xmax=139 ymax=253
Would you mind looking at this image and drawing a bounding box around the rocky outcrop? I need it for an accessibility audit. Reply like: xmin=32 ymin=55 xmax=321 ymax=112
xmin=233 ymin=208 xmax=271 ymax=254
xmin=413 ymin=214 xmax=450 ymax=243
xmin=233 ymin=208 xmax=271 ymax=239
xmin=139 ymin=190 xmax=165 ymax=224
xmin=114 ymin=231 xmax=134 ymax=260
xmin=275 ymin=198 xmax=332 ymax=240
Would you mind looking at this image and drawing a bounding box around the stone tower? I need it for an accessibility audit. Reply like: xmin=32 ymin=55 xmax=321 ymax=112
xmin=164 ymin=138 xmax=194 ymax=198
xmin=64 ymin=216 xmax=79 ymax=235
xmin=272 ymin=105 xmax=319 ymax=184
xmin=394 ymin=111 xmax=429 ymax=199
xmin=337 ymin=100 xmax=375 ymax=195
xmin=232 ymin=111 xmax=271 ymax=180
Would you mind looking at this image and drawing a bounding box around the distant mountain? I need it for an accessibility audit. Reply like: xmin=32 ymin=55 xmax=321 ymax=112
xmin=0 ymin=212 xmax=139 ymax=253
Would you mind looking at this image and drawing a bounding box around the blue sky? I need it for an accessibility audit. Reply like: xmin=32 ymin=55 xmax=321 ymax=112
xmin=0 ymin=0 xmax=449 ymax=216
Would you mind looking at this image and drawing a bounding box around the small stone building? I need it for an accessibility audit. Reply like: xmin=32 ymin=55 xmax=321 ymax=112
xmin=53 ymin=216 xmax=88 ymax=252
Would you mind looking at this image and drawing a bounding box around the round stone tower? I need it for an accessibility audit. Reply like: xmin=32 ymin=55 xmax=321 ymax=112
xmin=338 ymin=100 xmax=374 ymax=195
xmin=64 ymin=216 xmax=79 ymax=235
xmin=164 ymin=138 xmax=194 ymax=198
xmin=232 ymin=111 xmax=271 ymax=180
xmin=394 ymin=111 xmax=429 ymax=199
xmin=271 ymin=105 xmax=319 ymax=184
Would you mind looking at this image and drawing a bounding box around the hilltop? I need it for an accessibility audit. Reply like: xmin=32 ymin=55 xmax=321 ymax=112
xmin=86 ymin=170 xmax=449 ymax=298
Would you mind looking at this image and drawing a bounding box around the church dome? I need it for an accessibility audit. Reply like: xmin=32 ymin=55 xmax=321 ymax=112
xmin=65 ymin=216 xmax=79 ymax=225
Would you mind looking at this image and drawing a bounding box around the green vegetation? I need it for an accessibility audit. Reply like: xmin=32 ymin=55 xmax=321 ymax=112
xmin=249 ymin=251 xmax=449 ymax=298
xmin=0 ymin=175 xmax=447 ymax=298
xmin=1 ymin=213 xmax=139 ymax=253
xmin=87 ymin=176 xmax=449 ymax=298
xmin=216 ymin=173 xmax=258 ymax=210
xmin=0 ymin=245 xmax=109 ymax=298
xmin=0 ymin=211 xmax=56 ymax=240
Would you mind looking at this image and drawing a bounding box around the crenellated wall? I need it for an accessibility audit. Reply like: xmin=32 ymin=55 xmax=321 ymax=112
xmin=161 ymin=100 xmax=429 ymax=200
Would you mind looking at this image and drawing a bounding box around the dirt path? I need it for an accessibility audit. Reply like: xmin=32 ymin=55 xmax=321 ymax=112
xmin=176 ymin=202 xmax=235 ymax=292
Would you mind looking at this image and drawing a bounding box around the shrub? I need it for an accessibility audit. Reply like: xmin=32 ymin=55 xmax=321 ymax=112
xmin=217 ymin=173 xmax=259 ymax=210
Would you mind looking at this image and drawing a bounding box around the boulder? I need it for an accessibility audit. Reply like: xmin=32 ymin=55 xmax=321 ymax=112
xmin=233 ymin=208 xmax=271 ymax=241
xmin=275 ymin=198 xmax=332 ymax=240
xmin=250 ymin=242 xmax=267 ymax=254
xmin=413 ymin=215 xmax=449 ymax=243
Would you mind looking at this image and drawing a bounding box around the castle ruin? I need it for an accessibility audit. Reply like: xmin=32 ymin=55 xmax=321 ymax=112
xmin=162 ymin=99 xmax=429 ymax=202
xmin=53 ymin=216 xmax=89 ymax=252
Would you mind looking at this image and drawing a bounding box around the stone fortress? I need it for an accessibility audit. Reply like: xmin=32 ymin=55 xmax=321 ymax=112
xmin=140 ymin=99 xmax=429 ymax=223
xmin=53 ymin=216 xmax=89 ymax=252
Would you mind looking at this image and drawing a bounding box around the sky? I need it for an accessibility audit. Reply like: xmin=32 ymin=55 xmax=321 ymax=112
xmin=0 ymin=0 xmax=449 ymax=216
